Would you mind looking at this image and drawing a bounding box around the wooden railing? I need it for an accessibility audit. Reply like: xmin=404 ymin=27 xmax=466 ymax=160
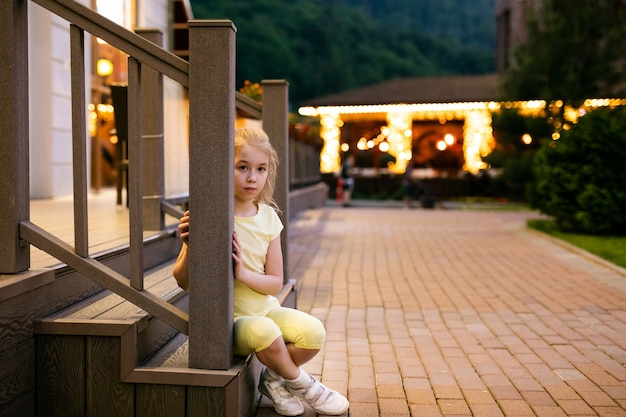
xmin=0 ymin=0 xmax=289 ymax=371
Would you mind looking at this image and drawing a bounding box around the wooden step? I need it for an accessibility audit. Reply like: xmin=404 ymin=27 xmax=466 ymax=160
xmin=0 ymin=269 xmax=55 ymax=303
xmin=125 ymin=332 xmax=261 ymax=417
xmin=33 ymin=260 xmax=189 ymax=417
xmin=33 ymin=269 xmax=296 ymax=417
xmin=0 ymin=230 xmax=181 ymax=417
xmin=34 ymin=260 xmax=186 ymax=363
xmin=128 ymin=278 xmax=296 ymax=385
xmin=121 ymin=279 xmax=297 ymax=417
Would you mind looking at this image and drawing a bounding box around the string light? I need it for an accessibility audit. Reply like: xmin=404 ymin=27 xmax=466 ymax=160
xmin=463 ymin=110 xmax=494 ymax=173
xmin=384 ymin=112 xmax=413 ymax=173
xmin=299 ymin=98 xmax=626 ymax=175
xmin=319 ymin=113 xmax=342 ymax=173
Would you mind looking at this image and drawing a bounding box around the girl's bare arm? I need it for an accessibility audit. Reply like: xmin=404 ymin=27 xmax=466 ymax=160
xmin=232 ymin=232 xmax=284 ymax=295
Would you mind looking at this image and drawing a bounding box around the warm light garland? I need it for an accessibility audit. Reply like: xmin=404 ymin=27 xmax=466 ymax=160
xmin=300 ymin=98 xmax=626 ymax=175
xmin=463 ymin=110 xmax=494 ymax=173
xmin=385 ymin=112 xmax=413 ymax=173
xmin=319 ymin=112 xmax=343 ymax=173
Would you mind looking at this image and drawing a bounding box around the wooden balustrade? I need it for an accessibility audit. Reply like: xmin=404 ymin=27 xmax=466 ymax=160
xmin=0 ymin=0 xmax=288 ymax=371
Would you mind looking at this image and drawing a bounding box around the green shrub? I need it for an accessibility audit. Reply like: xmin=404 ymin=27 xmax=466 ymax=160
xmin=529 ymin=107 xmax=626 ymax=235
xmin=486 ymin=109 xmax=551 ymax=200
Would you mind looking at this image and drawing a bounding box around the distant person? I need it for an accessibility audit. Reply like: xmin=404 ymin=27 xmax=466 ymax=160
xmin=173 ymin=128 xmax=349 ymax=416
xmin=402 ymin=162 xmax=417 ymax=208
xmin=340 ymin=154 xmax=355 ymax=207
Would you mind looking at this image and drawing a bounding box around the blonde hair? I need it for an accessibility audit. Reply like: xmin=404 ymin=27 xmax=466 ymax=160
xmin=234 ymin=128 xmax=280 ymax=211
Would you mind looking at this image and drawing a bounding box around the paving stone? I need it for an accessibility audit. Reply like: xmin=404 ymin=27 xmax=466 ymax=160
xmin=257 ymin=206 xmax=626 ymax=416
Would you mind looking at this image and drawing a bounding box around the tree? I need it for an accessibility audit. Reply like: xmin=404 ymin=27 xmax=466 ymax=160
xmin=491 ymin=0 xmax=626 ymax=202
xmin=529 ymin=107 xmax=626 ymax=235
xmin=189 ymin=0 xmax=495 ymax=104
xmin=501 ymin=0 xmax=626 ymax=104
xmin=485 ymin=109 xmax=551 ymax=199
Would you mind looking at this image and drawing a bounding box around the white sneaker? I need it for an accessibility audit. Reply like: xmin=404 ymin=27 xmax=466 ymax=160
xmin=285 ymin=370 xmax=350 ymax=416
xmin=258 ymin=368 xmax=304 ymax=416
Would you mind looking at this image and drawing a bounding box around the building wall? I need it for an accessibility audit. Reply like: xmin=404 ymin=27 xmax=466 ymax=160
xmin=29 ymin=1 xmax=91 ymax=198
xmin=137 ymin=0 xmax=191 ymax=199
xmin=136 ymin=0 xmax=191 ymax=199
xmin=28 ymin=0 xmax=190 ymax=199
xmin=136 ymin=0 xmax=169 ymax=43
xmin=163 ymin=80 xmax=190 ymax=199
xmin=495 ymin=0 xmax=543 ymax=72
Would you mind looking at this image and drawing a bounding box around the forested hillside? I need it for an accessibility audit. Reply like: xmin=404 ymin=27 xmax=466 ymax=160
xmin=337 ymin=0 xmax=495 ymax=51
xmin=189 ymin=0 xmax=495 ymax=105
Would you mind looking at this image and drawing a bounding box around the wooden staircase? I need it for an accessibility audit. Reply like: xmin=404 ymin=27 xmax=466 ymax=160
xmin=33 ymin=257 xmax=257 ymax=417
xmin=32 ymin=242 xmax=297 ymax=417
xmin=1 ymin=2 xmax=300 ymax=416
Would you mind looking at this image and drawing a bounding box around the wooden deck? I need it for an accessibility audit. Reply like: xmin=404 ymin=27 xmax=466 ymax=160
xmin=29 ymin=188 xmax=179 ymax=270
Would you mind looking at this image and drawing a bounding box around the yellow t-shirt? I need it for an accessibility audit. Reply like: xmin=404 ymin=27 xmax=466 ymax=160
xmin=233 ymin=203 xmax=284 ymax=317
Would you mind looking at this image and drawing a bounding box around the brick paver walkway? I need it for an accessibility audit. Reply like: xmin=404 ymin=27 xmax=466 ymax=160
xmin=257 ymin=206 xmax=626 ymax=417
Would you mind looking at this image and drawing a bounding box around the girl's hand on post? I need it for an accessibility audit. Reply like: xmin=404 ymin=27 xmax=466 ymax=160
xmin=173 ymin=210 xmax=191 ymax=290
xmin=178 ymin=210 xmax=190 ymax=244
xmin=232 ymin=231 xmax=245 ymax=281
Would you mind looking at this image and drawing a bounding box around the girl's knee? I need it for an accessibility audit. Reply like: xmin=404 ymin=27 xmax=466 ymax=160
xmin=234 ymin=316 xmax=282 ymax=355
xmin=308 ymin=319 xmax=327 ymax=347
xmin=288 ymin=314 xmax=326 ymax=349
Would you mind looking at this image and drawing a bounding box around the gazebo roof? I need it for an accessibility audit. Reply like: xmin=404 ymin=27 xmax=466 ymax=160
xmin=303 ymin=73 xmax=501 ymax=107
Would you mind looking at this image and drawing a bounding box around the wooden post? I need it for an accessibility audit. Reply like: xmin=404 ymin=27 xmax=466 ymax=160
xmin=188 ymin=20 xmax=236 ymax=370
xmin=127 ymin=57 xmax=145 ymax=289
xmin=0 ymin=0 xmax=30 ymax=273
xmin=262 ymin=80 xmax=290 ymax=282
xmin=136 ymin=28 xmax=165 ymax=232
xmin=70 ymin=24 xmax=89 ymax=257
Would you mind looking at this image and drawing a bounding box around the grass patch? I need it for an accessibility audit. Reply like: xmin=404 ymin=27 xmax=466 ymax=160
xmin=459 ymin=202 xmax=530 ymax=211
xmin=527 ymin=219 xmax=626 ymax=269
xmin=445 ymin=197 xmax=530 ymax=211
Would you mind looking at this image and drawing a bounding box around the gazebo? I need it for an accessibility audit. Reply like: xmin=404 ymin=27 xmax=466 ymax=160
xmin=299 ymin=74 xmax=624 ymax=202
xmin=299 ymin=73 xmax=503 ymax=176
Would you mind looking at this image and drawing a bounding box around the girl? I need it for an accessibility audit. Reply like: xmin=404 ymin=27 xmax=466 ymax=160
xmin=173 ymin=128 xmax=349 ymax=416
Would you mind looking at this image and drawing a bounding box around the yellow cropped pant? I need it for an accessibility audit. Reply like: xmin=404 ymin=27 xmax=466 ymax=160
xmin=233 ymin=306 xmax=326 ymax=356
